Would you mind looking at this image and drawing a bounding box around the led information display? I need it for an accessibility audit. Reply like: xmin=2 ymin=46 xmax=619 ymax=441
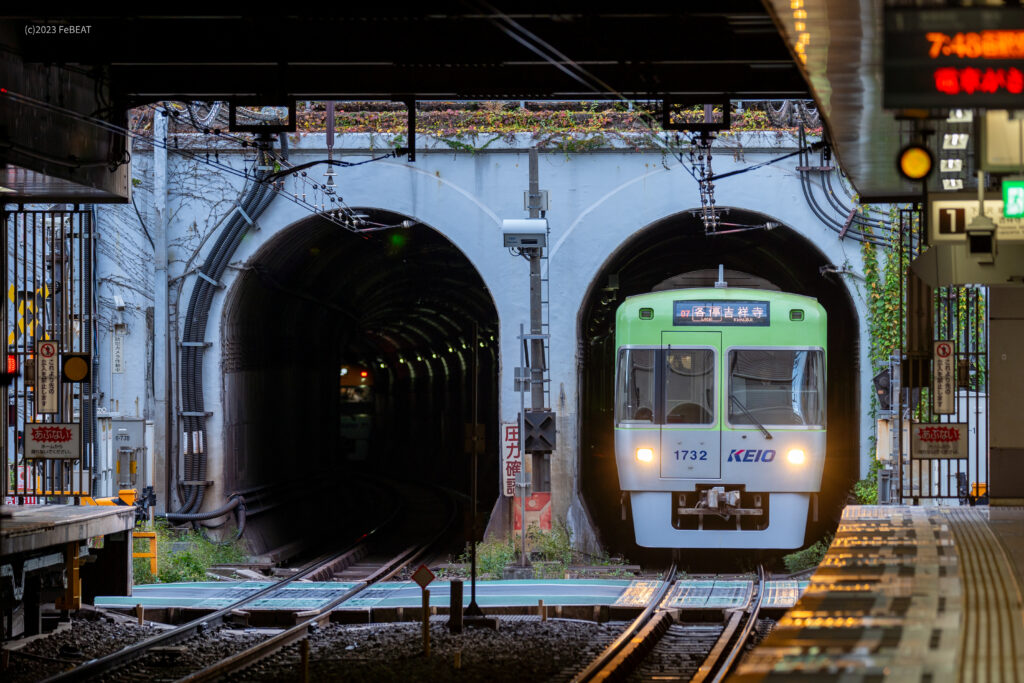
xmin=884 ymin=7 xmax=1024 ymax=108
xmin=673 ymin=300 xmax=770 ymax=326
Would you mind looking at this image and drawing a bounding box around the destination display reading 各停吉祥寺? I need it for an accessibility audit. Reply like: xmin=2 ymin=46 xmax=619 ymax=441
xmin=672 ymin=300 xmax=770 ymax=326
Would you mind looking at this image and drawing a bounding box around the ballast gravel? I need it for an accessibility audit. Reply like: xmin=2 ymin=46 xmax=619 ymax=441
xmin=230 ymin=618 xmax=622 ymax=683
xmin=3 ymin=613 xmax=158 ymax=683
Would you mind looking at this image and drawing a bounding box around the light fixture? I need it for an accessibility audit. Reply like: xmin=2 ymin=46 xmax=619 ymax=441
xmin=636 ymin=447 xmax=654 ymax=463
xmin=940 ymin=158 xmax=963 ymax=173
xmin=786 ymin=448 xmax=806 ymax=465
xmin=947 ymin=109 xmax=974 ymax=123
xmin=942 ymin=133 xmax=970 ymax=150
xmin=943 ymin=178 xmax=964 ymax=190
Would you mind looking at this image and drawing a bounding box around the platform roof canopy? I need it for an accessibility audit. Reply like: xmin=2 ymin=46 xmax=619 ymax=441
xmin=1 ymin=4 xmax=932 ymax=202
xmin=7 ymin=6 xmax=808 ymax=102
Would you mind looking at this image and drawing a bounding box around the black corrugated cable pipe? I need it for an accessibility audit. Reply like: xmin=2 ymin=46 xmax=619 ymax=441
xmin=162 ymin=494 xmax=246 ymax=543
xmin=173 ymin=133 xmax=286 ymax=519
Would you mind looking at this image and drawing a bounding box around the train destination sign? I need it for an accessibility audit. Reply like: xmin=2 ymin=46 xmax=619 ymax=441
xmin=673 ymin=300 xmax=770 ymax=327
xmin=884 ymin=7 xmax=1024 ymax=108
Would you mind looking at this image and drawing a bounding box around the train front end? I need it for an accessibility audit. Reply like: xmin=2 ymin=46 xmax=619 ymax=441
xmin=613 ymin=288 xmax=827 ymax=549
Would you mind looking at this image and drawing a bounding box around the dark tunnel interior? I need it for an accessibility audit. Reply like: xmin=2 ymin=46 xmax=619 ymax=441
xmin=222 ymin=211 xmax=499 ymax=554
xmin=578 ymin=209 xmax=861 ymax=561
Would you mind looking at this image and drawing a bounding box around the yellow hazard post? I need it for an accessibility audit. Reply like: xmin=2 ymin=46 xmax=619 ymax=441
xmin=133 ymin=531 xmax=158 ymax=575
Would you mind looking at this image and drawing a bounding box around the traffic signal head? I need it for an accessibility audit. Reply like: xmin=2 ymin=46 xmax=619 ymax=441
xmin=873 ymin=368 xmax=892 ymax=411
xmin=897 ymin=144 xmax=933 ymax=181
xmin=0 ymin=353 xmax=18 ymax=386
xmin=61 ymin=353 xmax=91 ymax=383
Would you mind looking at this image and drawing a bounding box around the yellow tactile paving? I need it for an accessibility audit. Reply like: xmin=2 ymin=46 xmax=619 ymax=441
xmin=731 ymin=504 xmax=1024 ymax=682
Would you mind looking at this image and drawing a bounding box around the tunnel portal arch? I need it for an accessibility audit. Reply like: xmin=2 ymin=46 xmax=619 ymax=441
xmin=221 ymin=209 xmax=500 ymax=553
xmin=576 ymin=208 xmax=861 ymax=559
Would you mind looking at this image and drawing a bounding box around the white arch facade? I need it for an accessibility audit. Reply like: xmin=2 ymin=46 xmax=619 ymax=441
xmin=97 ymin=132 xmax=873 ymax=549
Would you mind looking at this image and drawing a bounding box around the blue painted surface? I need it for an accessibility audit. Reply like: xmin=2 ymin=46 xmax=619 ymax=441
xmin=97 ymin=578 xmax=807 ymax=611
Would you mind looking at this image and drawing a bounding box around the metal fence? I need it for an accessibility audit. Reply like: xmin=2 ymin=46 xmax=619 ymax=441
xmin=896 ymin=207 xmax=988 ymax=503
xmin=2 ymin=207 xmax=95 ymax=502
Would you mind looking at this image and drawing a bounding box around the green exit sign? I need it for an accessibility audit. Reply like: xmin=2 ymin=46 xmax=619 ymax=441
xmin=1003 ymin=178 xmax=1024 ymax=218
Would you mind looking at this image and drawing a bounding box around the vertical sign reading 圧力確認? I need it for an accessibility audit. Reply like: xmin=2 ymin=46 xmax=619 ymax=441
xmin=501 ymin=423 xmax=521 ymax=497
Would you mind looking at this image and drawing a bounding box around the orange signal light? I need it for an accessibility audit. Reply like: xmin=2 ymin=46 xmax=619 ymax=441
xmin=6 ymin=354 xmax=16 ymax=374
xmin=360 ymin=371 xmax=368 ymax=378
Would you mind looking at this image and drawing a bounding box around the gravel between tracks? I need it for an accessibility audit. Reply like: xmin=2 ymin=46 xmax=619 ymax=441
xmin=3 ymin=613 xmax=158 ymax=683
xmin=231 ymin=618 xmax=622 ymax=683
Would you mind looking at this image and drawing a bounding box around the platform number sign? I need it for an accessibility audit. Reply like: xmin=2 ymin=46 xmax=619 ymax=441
xmin=938 ymin=208 xmax=966 ymax=235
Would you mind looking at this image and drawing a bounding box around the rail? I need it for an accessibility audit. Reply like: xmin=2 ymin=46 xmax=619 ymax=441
xmin=43 ymin=477 xmax=406 ymax=682
xmin=692 ymin=564 xmax=766 ymax=683
xmin=171 ymin=483 xmax=458 ymax=682
xmin=571 ymin=563 xmax=678 ymax=683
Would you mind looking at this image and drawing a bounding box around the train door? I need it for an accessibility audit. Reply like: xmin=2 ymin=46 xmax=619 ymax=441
xmin=660 ymin=332 xmax=721 ymax=479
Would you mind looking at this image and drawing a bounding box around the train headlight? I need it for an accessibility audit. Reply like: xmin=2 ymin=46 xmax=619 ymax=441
xmin=636 ymin=447 xmax=655 ymax=463
xmin=786 ymin=448 xmax=806 ymax=465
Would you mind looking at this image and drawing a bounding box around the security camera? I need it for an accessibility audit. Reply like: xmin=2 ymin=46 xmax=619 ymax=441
xmin=965 ymin=212 xmax=996 ymax=264
xmin=502 ymin=218 xmax=548 ymax=248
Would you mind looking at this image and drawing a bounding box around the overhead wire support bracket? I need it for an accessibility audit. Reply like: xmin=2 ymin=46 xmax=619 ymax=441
xmin=392 ymin=97 xmax=416 ymax=163
xmin=840 ymin=208 xmax=857 ymax=239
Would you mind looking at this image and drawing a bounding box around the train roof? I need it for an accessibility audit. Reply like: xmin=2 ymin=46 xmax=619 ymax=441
xmin=621 ymin=287 xmax=821 ymax=307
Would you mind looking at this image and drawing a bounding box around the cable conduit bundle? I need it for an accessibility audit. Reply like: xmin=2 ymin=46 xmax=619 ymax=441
xmin=171 ymin=134 xmax=286 ymax=532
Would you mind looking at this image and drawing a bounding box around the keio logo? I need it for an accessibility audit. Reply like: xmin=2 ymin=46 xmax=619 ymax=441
xmin=727 ymin=449 xmax=776 ymax=463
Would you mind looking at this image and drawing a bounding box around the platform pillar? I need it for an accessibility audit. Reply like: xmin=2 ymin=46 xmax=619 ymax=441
xmin=989 ymin=287 xmax=1024 ymax=504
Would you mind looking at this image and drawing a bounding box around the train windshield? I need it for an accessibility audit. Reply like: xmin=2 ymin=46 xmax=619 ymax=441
xmin=615 ymin=348 xmax=656 ymax=423
xmin=665 ymin=349 xmax=715 ymax=424
xmin=728 ymin=349 xmax=825 ymax=427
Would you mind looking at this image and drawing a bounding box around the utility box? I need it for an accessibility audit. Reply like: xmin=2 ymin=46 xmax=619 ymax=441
xmin=98 ymin=417 xmax=146 ymax=492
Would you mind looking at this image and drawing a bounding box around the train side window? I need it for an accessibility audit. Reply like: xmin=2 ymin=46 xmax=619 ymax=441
xmin=615 ymin=348 xmax=656 ymax=424
xmin=728 ymin=349 xmax=825 ymax=427
xmin=664 ymin=349 xmax=715 ymax=425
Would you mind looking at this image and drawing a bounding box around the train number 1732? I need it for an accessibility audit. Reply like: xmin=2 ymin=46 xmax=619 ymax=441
xmin=674 ymin=449 xmax=707 ymax=461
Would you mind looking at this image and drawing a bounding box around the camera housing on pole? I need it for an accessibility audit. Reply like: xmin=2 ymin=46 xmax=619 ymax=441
xmin=501 ymin=218 xmax=548 ymax=248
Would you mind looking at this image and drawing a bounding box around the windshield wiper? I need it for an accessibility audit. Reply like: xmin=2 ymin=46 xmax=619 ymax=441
xmin=730 ymin=396 xmax=773 ymax=440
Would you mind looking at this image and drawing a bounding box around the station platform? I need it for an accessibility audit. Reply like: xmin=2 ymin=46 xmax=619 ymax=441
xmin=1 ymin=504 xmax=136 ymax=638
xmin=735 ymin=505 xmax=1024 ymax=682
xmin=1 ymin=503 xmax=135 ymax=556
xmin=95 ymin=577 xmax=809 ymax=615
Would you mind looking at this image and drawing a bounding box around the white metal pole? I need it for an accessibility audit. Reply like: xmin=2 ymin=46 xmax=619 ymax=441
xmin=153 ymin=110 xmax=170 ymax=513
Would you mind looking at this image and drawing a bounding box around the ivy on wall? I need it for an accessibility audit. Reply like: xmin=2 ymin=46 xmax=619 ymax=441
xmin=855 ymin=207 xmax=906 ymax=504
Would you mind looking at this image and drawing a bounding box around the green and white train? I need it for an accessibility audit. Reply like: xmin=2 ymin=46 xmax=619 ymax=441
xmin=614 ymin=279 xmax=826 ymax=549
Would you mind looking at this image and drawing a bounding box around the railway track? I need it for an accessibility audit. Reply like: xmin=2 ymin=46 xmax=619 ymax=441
xmin=40 ymin=480 xmax=456 ymax=683
xmin=571 ymin=565 xmax=767 ymax=683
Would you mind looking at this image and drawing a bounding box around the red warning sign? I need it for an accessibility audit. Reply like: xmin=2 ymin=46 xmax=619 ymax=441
xmin=513 ymin=492 xmax=551 ymax=531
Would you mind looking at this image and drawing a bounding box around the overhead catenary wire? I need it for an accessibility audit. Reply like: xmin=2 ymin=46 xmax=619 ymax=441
xmin=0 ymin=89 xmax=389 ymax=235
